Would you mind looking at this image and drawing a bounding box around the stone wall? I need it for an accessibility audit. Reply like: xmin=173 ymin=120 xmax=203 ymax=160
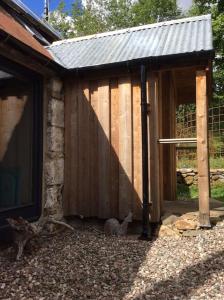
xmin=177 ymin=168 xmax=224 ymax=186
xmin=43 ymin=78 xmax=64 ymax=219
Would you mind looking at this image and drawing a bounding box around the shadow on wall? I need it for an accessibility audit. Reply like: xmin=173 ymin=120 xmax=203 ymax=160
xmin=64 ymin=76 xmax=147 ymax=221
xmin=0 ymin=78 xmax=33 ymax=212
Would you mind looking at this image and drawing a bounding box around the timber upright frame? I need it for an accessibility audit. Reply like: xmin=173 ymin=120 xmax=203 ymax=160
xmin=155 ymin=65 xmax=212 ymax=228
xmin=196 ymin=69 xmax=211 ymax=228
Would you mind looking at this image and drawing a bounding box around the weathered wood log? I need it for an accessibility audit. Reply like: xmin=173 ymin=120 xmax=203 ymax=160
xmin=7 ymin=217 xmax=74 ymax=260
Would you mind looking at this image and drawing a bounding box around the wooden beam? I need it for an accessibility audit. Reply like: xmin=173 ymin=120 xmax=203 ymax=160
xmin=196 ymin=70 xmax=211 ymax=228
xmin=148 ymin=74 xmax=160 ymax=222
xmin=0 ymin=43 xmax=56 ymax=77
xmin=158 ymin=138 xmax=197 ymax=144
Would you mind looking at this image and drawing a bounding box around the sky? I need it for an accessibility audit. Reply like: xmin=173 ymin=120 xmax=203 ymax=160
xmin=21 ymin=0 xmax=74 ymax=16
xmin=21 ymin=0 xmax=193 ymax=17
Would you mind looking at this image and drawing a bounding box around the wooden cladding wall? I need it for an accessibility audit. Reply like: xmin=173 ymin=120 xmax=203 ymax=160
xmin=64 ymin=76 xmax=145 ymax=220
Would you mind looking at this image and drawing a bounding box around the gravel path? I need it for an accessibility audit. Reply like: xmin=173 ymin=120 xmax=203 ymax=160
xmin=0 ymin=221 xmax=224 ymax=300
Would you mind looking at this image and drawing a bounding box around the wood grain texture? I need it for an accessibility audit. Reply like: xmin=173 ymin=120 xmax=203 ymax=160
xmin=159 ymin=71 xmax=176 ymax=203
xmin=110 ymin=79 xmax=119 ymax=218
xmin=196 ymin=70 xmax=210 ymax=227
xmin=63 ymin=80 xmax=72 ymax=215
xmin=148 ymin=74 xmax=161 ymax=222
xmin=89 ymin=81 xmax=99 ymax=216
xmin=132 ymin=78 xmax=142 ymax=220
xmin=98 ymin=80 xmax=110 ymax=218
xmin=118 ymin=77 xmax=133 ymax=219
xmin=64 ymin=75 xmax=151 ymax=220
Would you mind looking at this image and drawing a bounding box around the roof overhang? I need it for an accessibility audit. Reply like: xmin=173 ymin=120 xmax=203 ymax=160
xmin=0 ymin=6 xmax=53 ymax=61
xmin=2 ymin=0 xmax=62 ymax=41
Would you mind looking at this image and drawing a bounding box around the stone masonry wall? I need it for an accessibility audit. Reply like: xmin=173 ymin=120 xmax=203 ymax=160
xmin=43 ymin=78 xmax=64 ymax=219
xmin=177 ymin=168 xmax=224 ymax=186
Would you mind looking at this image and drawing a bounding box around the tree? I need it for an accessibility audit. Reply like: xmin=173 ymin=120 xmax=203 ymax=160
xmin=49 ymin=0 xmax=182 ymax=38
xmin=188 ymin=1 xmax=224 ymax=104
xmin=49 ymin=0 xmax=75 ymax=38
xmin=132 ymin=0 xmax=182 ymax=25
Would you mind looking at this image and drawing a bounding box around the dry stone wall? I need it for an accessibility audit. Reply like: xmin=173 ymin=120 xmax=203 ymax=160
xmin=177 ymin=168 xmax=224 ymax=186
xmin=44 ymin=78 xmax=64 ymax=219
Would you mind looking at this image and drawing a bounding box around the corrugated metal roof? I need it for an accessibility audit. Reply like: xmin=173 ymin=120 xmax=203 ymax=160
xmin=47 ymin=15 xmax=213 ymax=70
xmin=0 ymin=6 xmax=53 ymax=60
xmin=3 ymin=0 xmax=62 ymax=40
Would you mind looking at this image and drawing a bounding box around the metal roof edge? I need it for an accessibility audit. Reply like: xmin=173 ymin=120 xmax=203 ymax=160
xmin=63 ymin=50 xmax=214 ymax=73
xmin=50 ymin=14 xmax=212 ymax=48
xmin=2 ymin=0 xmax=62 ymax=40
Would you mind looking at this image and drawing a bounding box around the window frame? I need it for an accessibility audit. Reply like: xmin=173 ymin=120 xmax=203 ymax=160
xmin=0 ymin=55 xmax=43 ymax=229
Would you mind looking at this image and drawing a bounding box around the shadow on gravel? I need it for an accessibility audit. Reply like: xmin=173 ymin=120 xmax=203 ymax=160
xmin=133 ymin=250 xmax=224 ymax=299
xmin=0 ymin=226 xmax=155 ymax=299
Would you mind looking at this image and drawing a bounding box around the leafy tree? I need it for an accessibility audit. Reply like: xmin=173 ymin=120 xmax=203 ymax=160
xmin=49 ymin=0 xmax=182 ymax=38
xmin=132 ymin=0 xmax=182 ymax=25
xmin=70 ymin=0 xmax=107 ymax=36
xmin=102 ymin=0 xmax=136 ymax=30
xmin=49 ymin=0 xmax=75 ymax=38
xmin=188 ymin=1 xmax=224 ymax=104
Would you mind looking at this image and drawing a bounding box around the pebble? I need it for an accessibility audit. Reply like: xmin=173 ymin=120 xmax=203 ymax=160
xmin=0 ymin=221 xmax=223 ymax=299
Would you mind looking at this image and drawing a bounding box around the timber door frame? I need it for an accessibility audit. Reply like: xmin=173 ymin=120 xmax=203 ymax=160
xmin=0 ymin=55 xmax=43 ymax=230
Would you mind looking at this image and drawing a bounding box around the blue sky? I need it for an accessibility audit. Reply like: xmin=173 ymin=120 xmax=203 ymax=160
xmin=21 ymin=0 xmax=192 ymax=17
xmin=21 ymin=0 xmax=75 ymax=16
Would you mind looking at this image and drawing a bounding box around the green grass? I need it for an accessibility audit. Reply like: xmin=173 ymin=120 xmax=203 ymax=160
xmin=177 ymin=182 xmax=224 ymax=202
xmin=209 ymin=157 xmax=224 ymax=169
xmin=177 ymin=157 xmax=224 ymax=169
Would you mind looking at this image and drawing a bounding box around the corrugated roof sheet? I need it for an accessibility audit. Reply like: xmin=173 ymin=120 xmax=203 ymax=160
xmin=0 ymin=6 xmax=53 ymax=60
xmin=47 ymin=15 xmax=213 ymax=70
xmin=3 ymin=0 xmax=62 ymax=40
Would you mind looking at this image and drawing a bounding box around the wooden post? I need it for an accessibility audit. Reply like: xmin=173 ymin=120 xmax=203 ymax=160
xmin=148 ymin=74 xmax=160 ymax=222
xmin=196 ymin=70 xmax=211 ymax=228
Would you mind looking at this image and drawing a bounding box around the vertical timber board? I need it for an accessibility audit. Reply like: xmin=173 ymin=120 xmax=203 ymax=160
xmin=118 ymin=77 xmax=133 ymax=219
xmin=148 ymin=74 xmax=161 ymax=222
xmin=89 ymin=81 xmax=99 ymax=216
xmin=98 ymin=80 xmax=110 ymax=218
xmin=169 ymin=75 xmax=177 ymax=202
xmin=160 ymin=71 xmax=176 ymax=203
xmin=161 ymin=71 xmax=170 ymax=201
xmin=83 ymin=82 xmax=91 ymax=216
xmin=64 ymin=80 xmax=79 ymax=215
xmin=132 ymin=78 xmax=142 ymax=220
xmin=77 ymin=81 xmax=90 ymax=216
xmin=70 ymin=80 xmax=79 ymax=215
xmin=110 ymin=79 xmax=119 ymax=218
xmin=158 ymin=71 xmax=164 ymax=212
xmin=196 ymin=70 xmax=210 ymax=227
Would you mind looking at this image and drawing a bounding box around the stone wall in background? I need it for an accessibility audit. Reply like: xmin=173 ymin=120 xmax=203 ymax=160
xmin=177 ymin=168 xmax=224 ymax=186
xmin=44 ymin=78 xmax=64 ymax=219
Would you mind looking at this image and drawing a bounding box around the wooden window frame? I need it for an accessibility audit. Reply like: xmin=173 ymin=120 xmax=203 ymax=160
xmin=0 ymin=56 xmax=43 ymax=230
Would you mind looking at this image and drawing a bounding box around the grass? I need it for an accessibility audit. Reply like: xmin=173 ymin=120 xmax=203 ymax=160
xmin=177 ymin=182 xmax=224 ymax=202
xmin=177 ymin=157 xmax=224 ymax=169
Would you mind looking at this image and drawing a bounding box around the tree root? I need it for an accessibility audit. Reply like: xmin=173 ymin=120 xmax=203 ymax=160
xmin=7 ymin=216 xmax=74 ymax=260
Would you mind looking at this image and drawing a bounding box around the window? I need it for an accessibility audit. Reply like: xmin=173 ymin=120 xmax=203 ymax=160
xmin=0 ymin=57 xmax=42 ymax=228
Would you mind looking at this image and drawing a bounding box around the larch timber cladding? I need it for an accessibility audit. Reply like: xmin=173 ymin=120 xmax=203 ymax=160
xmin=64 ymin=76 xmax=143 ymax=220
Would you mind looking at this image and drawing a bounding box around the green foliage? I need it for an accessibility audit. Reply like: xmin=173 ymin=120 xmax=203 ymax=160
xmin=49 ymin=0 xmax=182 ymax=38
xmin=70 ymin=1 xmax=107 ymax=36
xmin=177 ymin=182 xmax=224 ymax=201
xmin=188 ymin=0 xmax=224 ymax=104
xmin=49 ymin=0 xmax=75 ymax=38
xmin=132 ymin=0 xmax=182 ymax=25
xmin=103 ymin=0 xmax=136 ymax=29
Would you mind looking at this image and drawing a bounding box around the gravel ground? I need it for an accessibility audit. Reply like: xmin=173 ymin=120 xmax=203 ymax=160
xmin=0 ymin=220 xmax=224 ymax=300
